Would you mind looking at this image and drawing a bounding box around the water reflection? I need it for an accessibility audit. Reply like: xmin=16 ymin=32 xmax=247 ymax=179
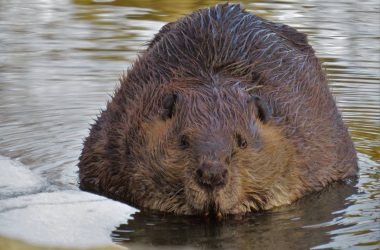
xmin=0 ymin=0 xmax=379 ymax=249
xmin=112 ymin=181 xmax=358 ymax=249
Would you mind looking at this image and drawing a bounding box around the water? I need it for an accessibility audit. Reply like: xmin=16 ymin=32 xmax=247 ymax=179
xmin=0 ymin=0 xmax=379 ymax=249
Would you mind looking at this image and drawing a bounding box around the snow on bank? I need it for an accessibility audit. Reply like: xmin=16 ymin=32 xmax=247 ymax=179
xmin=0 ymin=190 xmax=138 ymax=248
xmin=0 ymin=157 xmax=138 ymax=248
xmin=0 ymin=156 xmax=46 ymax=199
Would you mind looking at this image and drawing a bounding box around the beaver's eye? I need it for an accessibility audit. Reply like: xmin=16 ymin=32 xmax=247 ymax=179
xmin=236 ymin=134 xmax=247 ymax=149
xmin=180 ymin=135 xmax=190 ymax=148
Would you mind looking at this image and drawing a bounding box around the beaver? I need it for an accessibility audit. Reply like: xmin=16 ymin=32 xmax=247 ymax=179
xmin=78 ymin=4 xmax=358 ymax=217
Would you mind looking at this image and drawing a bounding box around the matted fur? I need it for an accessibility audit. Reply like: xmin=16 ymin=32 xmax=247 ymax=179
xmin=78 ymin=4 xmax=358 ymax=216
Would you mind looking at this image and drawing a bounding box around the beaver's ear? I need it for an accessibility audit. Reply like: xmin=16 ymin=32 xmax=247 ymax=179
xmin=248 ymin=95 xmax=272 ymax=124
xmin=161 ymin=93 xmax=178 ymax=120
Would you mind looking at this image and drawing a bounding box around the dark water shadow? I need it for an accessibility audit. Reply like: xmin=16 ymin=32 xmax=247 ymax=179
xmin=112 ymin=180 xmax=358 ymax=250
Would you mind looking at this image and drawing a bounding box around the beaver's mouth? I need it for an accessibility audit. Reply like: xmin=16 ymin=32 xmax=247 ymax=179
xmin=185 ymin=184 xmax=235 ymax=218
xmin=204 ymin=200 xmax=223 ymax=220
xmin=184 ymin=171 xmax=241 ymax=217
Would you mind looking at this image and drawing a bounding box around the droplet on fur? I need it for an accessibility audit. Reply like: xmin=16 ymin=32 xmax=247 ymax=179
xmin=216 ymin=212 xmax=223 ymax=220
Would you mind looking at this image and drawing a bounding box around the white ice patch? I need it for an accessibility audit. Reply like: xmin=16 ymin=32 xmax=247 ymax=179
xmin=0 ymin=156 xmax=46 ymax=199
xmin=58 ymin=160 xmax=81 ymax=190
xmin=0 ymin=190 xmax=138 ymax=248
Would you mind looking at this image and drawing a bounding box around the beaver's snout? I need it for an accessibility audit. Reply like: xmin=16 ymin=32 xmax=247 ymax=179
xmin=195 ymin=161 xmax=228 ymax=189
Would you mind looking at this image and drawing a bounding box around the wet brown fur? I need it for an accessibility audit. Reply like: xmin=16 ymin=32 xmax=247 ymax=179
xmin=78 ymin=4 xmax=358 ymax=216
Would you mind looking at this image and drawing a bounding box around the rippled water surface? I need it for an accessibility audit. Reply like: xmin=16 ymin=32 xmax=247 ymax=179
xmin=0 ymin=0 xmax=379 ymax=249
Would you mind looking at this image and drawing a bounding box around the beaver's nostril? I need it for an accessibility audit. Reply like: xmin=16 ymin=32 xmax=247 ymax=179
xmin=196 ymin=168 xmax=203 ymax=178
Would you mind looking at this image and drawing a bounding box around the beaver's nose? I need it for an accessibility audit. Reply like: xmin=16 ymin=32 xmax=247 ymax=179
xmin=195 ymin=161 xmax=228 ymax=188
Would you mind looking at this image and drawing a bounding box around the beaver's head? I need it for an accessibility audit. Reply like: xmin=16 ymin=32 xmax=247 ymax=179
xmin=139 ymin=83 xmax=297 ymax=217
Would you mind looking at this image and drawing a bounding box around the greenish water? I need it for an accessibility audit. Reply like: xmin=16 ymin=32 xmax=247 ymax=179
xmin=0 ymin=0 xmax=379 ymax=249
